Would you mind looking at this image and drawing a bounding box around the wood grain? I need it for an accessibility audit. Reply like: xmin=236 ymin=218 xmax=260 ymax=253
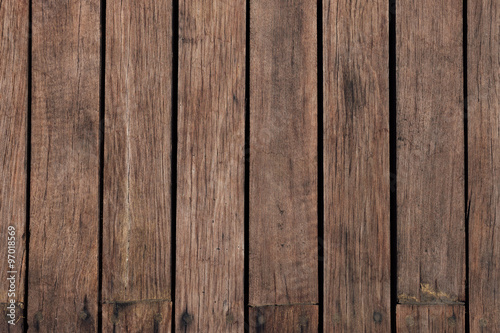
xmin=467 ymin=0 xmax=500 ymax=331
xmin=176 ymin=0 xmax=246 ymax=331
xmin=249 ymin=0 xmax=318 ymax=306
xmin=28 ymin=0 xmax=100 ymax=331
xmin=0 ymin=0 xmax=28 ymax=331
xmin=103 ymin=0 xmax=172 ymax=329
xmin=397 ymin=0 xmax=465 ymax=306
xmin=248 ymin=305 xmax=318 ymax=332
xmin=396 ymin=305 xmax=465 ymax=332
xmin=102 ymin=301 xmax=172 ymax=332
xmin=323 ymin=0 xmax=390 ymax=331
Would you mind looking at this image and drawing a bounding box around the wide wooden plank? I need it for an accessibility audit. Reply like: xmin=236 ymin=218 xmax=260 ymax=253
xmin=249 ymin=0 xmax=318 ymax=306
xmin=323 ymin=0 xmax=390 ymax=331
xmin=396 ymin=305 xmax=465 ymax=332
xmin=248 ymin=304 xmax=318 ymax=332
xmin=397 ymin=0 xmax=465 ymax=307
xmin=102 ymin=0 xmax=172 ymax=329
xmin=468 ymin=0 xmax=500 ymax=331
xmin=102 ymin=301 xmax=172 ymax=332
xmin=0 ymin=0 xmax=28 ymax=331
xmin=176 ymin=0 xmax=246 ymax=331
xmin=28 ymin=0 xmax=100 ymax=331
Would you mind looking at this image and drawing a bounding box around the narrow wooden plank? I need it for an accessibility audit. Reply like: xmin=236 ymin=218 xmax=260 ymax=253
xmin=28 ymin=0 xmax=100 ymax=331
xmin=0 ymin=0 xmax=28 ymax=331
xmin=323 ymin=0 xmax=390 ymax=331
xmin=468 ymin=0 xmax=500 ymax=331
xmin=248 ymin=305 xmax=318 ymax=332
xmin=397 ymin=0 xmax=465 ymax=307
xmin=396 ymin=305 xmax=465 ymax=332
xmin=249 ymin=0 xmax=318 ymax=306
xmin=176 ymin=0 xmax=246 ymax=331
xmin=103 ymin=301 xmax=172 ymax=332
xmin=103 ymin=0 xmax=172 ymax=329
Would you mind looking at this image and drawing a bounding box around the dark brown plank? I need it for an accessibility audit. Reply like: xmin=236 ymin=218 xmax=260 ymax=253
xmin=323 ymin=0 xmax=390 ymax=331
xmin=28 ymin=0 xmax=100 ymax=331
xmin=102 ymin=302 xmax=172 ymax=332
xmin=176 ymin=0 xmax=246 ymax=331
xmin=468 ymin=0 xmax=500 ymax=331
xmin=249 ymin=0 xmax=318 ymax=307
xmin=396 ymin=305 xmax=465 ymax=333
xmin=0 ymin=0 xmax=28 ymax=331
xmin=249 ymin=305 xmax=318 ymax=333
xmin=397 ymin=0 xmax=465 ymax=308
xmin=102 ymin=0 xmax=172 ymax=329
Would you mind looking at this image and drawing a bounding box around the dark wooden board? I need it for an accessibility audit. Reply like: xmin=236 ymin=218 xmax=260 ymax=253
xmin=249 ymin=304 xmax=318 ymax=333
xmin=249 ymin=0 xmax=318 ymax=306
xmin=28 ymin=0 xmax=100 ymax=331
xmin=323 ymin=0 xmax=390 ymax=330
xmin=176 ymin=0 xmax=246 ymax=331
xmin=467 ymin=0 xmax=500 ymax=330
xmin=396 ymin=305 xmax=465 ymax=332
xmin=102 ymin=301 xmax=172 ymax=332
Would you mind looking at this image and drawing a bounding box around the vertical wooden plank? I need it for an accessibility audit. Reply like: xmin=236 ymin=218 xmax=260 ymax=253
xmin=468 ymin=0 xmax=500 ymax=331
xmin=28 ymin=0 xmax=100 ymax=331
xmin=102 ymin=1 xmax=172 ymax=331
xmin=176 ymin=0 xmax=246 ymax=331
xmin=249 ymin=0 xmax=318 ymax=309
xmin=249 ymin=305 xmax=318 ymax=333
xmin=323 ymin=0 xmax=390 ymax=331
xmin=397 ymin=0 xmax=465 ymax=314
xmin=0 ymin=0 xmax=28 ymax=330
xmin=396 ymin=305 xmax=465 ymax=333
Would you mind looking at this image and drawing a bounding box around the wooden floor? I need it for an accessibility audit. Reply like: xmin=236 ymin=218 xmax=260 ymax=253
xmin=0 ymin=0 xmax=498 ymax=332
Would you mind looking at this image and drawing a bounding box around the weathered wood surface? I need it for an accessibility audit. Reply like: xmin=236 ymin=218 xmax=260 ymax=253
xmin=102 ymin=302 xmax=172 ymax=332
xmin=103 ymin=1 xmax=173 ymax=331
xmin=176 ymin=0 xmax=246 ymax=331
xmin=396 ymin=0 xmax=465 ymax=310
xmin=0 ymin=0 xmax=28 ymax=331
xmin=249 ymin=0 xmax=318 ymax=307
xmin=396 ymin=305 xmax=465 ymax=333
xmin=28 ymin=0 xmax=100 ymax=331
xmin=323 ymin=0 xmax=390 ymax=331
xmin=248 ymin=304 xmax=318 ymax=332
xmin=468 ymin=0 xmax=500 ymax=331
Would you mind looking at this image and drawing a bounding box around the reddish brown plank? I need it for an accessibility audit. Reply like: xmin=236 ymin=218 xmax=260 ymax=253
xmin=468 ymin=0 xmax=500 ymax=331
xmin=323 ymin=0 xmax=390 ymax=331
xmin=28 ymin=0 xmax=100 ymax=331
xmin=249 ymin=305 xmax=318 ymax=332
xmin=249 ymin=0 xmax=318 ymax=307
xmin=176 ymin=0 xmax=246 ymax=331
xmin=103 ymin=301 xmax=172 ymax=332
xmin=396 ymin=305 xmax=465 ymax=333
xmin=397 ymin=0 xmax=465 ymax=307
xmin=102 ymin=0 xmax=172 ymax=329
xmin=0 ymin=0 xmax=28 ymax=331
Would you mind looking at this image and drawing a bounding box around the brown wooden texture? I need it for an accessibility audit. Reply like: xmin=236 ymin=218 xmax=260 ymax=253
xmin=249 ymin=305 xmax=318 ymax=332
xmin=102 ymin=301 xmax=172 ymax=332
xmin=28 ymin=0 xmax=100 ymax=331
xmin=249 ymin=0 xmax=318 ymax=307
xmin=323 ymin=0 xmax=390 ymax=331
xmin=176 ymin=0 xmax=246 ymax=331
xmin=396 ymin=305 xmax=465 ymax=332
xmin=103 ymin=0 xmax=172 ymax=329
xmin=0 ymin=0 xmax=28 ymax=331
xmin=468 ymin=0 xmax=500 ymax=331
xmin=396 ymin=0 xmax=465 ymax=307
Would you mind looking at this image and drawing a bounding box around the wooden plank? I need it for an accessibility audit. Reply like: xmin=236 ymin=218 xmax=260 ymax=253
xmin=396 ymin=305 xmax=465 ymax=332
xmin=28 ymin=0 xmax=100 ymax=331
xmin=176 ymin=0 xmax=246 ymax=331
xmin=397 ymin=0 xmax=465 ymax=306
xmin=248 ymin=305 xmax=318 ymax=332
xmin=102 ymin=0 xmax=172 ymax=329
xmin=0 ymin=0 xmax=28 ymax=331
xmin=323 ymin=0 xmax=390 ymax=331
xmin=467 ymin=0 xmax=500 ymax=331
xmin=249 ymin=0 xmax=318 ymax=306
xmin=102 ymin=301 xmax=172 ymax=332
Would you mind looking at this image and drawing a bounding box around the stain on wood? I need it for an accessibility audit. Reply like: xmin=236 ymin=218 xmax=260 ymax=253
xmin=249 ymin=304 xmax=318 ymax=333
xmin=102 ymin=301 xmax=171 ymax=332
xmin=396 ymin=305 xmax=465 ymax=332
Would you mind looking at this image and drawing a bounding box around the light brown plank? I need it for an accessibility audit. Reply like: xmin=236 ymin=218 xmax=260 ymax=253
xmin=323 ymin=0 xmax=390 ymax=331
xmin=249 ymin=0 xmax=318 ymax=306
xmin=28 ymin=0 xmax=100 ymax=331
xmin=396 ymin=305 xmax=465 ymax=332
xmin=103 ymin=301 xmax=172 ymax=332
xmin=176 ymin=0 xmax=246 ymax=331
xmin=397 ymin=0 xmax=465 ymax=307
xmin=468 ymin=0 xmax=500 ymax=331
xmin=248 ymin=305 xmax=318 ymax=332
xmin=0 ymin=0 xmax=28 ymax=331
xmin=102 ymin=0 xmax=172 ymax=329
